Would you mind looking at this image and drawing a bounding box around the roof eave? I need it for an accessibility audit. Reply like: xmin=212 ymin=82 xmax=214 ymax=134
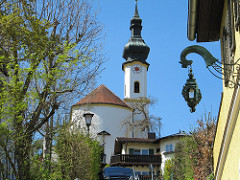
xmin=187 ymin=0 xmax=224 ymax=42
xmin=72 ymin=102 xmax=133 ymax=111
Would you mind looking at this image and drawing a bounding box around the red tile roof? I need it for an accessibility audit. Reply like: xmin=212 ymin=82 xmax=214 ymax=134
xmin=73 ymin=84 xmax=132 ymax=109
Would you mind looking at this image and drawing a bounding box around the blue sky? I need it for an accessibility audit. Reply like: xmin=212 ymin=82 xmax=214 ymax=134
xmin=93 ymin=0 xmax=222 ymax=137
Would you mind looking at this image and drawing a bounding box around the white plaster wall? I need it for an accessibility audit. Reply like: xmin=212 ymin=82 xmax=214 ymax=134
xmin=72 ymin=105 xmax=132 ymax=163
xmin=124 ymin=64 xmax=147 ymax=99
xmin=160 ymin=137 xmax=180 ymax=173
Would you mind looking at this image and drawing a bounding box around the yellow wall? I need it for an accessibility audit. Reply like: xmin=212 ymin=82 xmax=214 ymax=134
xmin=214 ymin=0 xmax=240 ymax=179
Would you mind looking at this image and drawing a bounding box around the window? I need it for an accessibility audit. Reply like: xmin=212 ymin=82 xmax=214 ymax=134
xmin=129 ymin=148 xmax=140 ymax=155
xmin=142 ymin=149 xmax=149 ymax=155
xmin=166 ymin=144 xmax=173 ymax=152
xmin=149 ymin=149 xmax=154 ymax=155
xmin=142 ymin=171 xmax=149 ymax=175
xmin=134 ymin=149 xmax=141 ymax=155
xmin=135 ymin=171 xmax=141 ymax=176
xmin=166 ymin=145 xmax=169 ymax=152
xmin=129 ymin=148 xmax=154 ymax=155
xmin=134 ymin=81 xmax=140 ymax=93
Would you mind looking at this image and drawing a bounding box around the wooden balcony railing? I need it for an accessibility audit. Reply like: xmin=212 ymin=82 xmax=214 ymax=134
xmin=110 ymin=154 xmax=161 ymax=166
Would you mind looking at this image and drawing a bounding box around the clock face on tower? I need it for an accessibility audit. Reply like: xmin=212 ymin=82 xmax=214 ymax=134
xmin=132 ymin=64 xmax=142 ymax=74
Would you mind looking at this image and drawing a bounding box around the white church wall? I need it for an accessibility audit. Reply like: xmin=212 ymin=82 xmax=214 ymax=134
xmin=72 ymin=104 xmax=132 ymax=163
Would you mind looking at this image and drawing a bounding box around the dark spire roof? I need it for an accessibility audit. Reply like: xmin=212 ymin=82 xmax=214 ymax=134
xmin=122 ymin=1 xmax=150 ymax=67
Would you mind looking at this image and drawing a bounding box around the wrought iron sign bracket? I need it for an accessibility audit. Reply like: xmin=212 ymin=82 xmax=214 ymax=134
xmin=179 ymin=45 xmax=217 ymax=113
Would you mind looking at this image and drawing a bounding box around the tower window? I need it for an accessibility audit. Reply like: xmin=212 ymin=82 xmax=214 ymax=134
xmin=134 ymin=81 xmax=140 ymax=93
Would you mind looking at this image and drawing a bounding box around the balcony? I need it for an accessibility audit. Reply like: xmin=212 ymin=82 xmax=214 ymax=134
xmin=110 ymin=154 xmax=161 ymax=166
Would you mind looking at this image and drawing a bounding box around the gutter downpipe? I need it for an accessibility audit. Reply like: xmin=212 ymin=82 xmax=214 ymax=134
xmin=187 ymin=0 xmax=198 ymax=41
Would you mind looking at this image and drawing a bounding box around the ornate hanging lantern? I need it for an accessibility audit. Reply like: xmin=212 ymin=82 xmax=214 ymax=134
xmin=182 ymin=68 xmax=202 ymax=112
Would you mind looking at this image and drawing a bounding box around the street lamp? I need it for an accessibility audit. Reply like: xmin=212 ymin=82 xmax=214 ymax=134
xmin=182 ymin=68 xmax=202 ymax=112
xmin=83 ymin=112 xmax=94 ymax=134
xmin=179 ymin=45 xmax=229 ymax=112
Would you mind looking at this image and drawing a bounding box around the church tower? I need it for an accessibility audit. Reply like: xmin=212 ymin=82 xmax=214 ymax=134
xmin=122 ymin=1 xmax=150 ymax=137
xmin=122 ymin=2 xmax=150 ymax=104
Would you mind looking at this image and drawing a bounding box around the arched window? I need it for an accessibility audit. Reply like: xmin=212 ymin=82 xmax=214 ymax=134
xmin=134 ymin=81 xmax=140 ymax=93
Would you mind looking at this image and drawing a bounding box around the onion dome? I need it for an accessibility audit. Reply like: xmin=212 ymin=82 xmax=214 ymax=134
xmin=122 ymin=2 xmax=150 ymax=67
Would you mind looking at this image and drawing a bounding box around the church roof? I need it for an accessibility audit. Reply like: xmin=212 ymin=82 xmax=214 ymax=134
xmin=122 ymin=1 xmax=150 ymax=68
xmin=73 ymin=84 xmax=132 ymax=109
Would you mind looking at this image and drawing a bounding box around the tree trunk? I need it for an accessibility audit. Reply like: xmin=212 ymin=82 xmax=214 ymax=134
xmin=15 ymin=132 xmax=32 ymax=180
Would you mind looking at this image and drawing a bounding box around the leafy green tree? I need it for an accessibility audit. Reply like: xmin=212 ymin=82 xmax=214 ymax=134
xmin=0 ymin=0 xmax=103 ymax=179
xmin=163 ymin=158 xmax=174 ymax=180
xmin=173 ymin=137 xmax=194 ymax=180
xmin=53 ymin=123 xmax=103 ymax=180
xmin=29 ymin=123 xmax=103 ymax=180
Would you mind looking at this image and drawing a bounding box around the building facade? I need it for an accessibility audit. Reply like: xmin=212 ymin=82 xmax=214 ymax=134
xmin=110 ymin=132 xmax=185 ymax=179
xmin=71 ymin=84 xmax=132 ymax=163
xmin=187 ymin=0 xmax=240 ymax=179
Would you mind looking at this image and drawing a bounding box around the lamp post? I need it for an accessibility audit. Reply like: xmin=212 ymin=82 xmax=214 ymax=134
xmin=182 ymin=68 xmax=202 ymax=112
xmin=83 ymin=113 xmax=94 ymax=134
xmin=179 ymin=45 xmax=219 ymax=112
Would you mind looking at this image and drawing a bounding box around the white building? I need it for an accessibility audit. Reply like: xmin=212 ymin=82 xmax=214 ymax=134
xmin=111 ymin=132 xmax=186 ymax=178
xmin=159 ymin=132 xmax=186 ymax=174
xmin=70 ymin=2 xmax=151 ymax=164
xmin=71 ymin=84 xmax=132 ymax=163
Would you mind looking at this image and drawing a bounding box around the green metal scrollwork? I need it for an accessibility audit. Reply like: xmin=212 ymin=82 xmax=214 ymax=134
xmin=179 ymin=45 xmax=218 ymax=68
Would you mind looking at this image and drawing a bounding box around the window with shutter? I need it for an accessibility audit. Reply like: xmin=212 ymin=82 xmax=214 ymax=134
xmin=149 ymin=149 xmax=154 ymax=155
xmin=129 ymin=148 xmax=134 ymax=155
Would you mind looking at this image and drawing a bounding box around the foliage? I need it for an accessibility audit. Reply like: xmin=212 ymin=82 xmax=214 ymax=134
xmin=165 ymin=112 xmax=216 ymax=180
xmin=53 ymin=124 xmax=103 ymax=180
xmin=0 ymin=0 xmax=103 ymax=179
xmin=163 ymin=158 xmax=174 ymax=180
xmin=28 ymin=125 xmax=103 ymax=180
xmin=29 ymin=154 xmax=51 ymax=180
xmin=190 ymin=112 xmax=216 ymax=179
xmin=173 ymin=137 xmax=194 ymax=180
xmin=206 ymin=173 xmax=214 ymax=180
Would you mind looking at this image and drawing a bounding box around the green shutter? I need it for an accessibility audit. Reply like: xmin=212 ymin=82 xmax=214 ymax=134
xmin=149 ymin=149 xmax=154 ymax=155
xmin=129 ymin=148 xmax=134 ymax=155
